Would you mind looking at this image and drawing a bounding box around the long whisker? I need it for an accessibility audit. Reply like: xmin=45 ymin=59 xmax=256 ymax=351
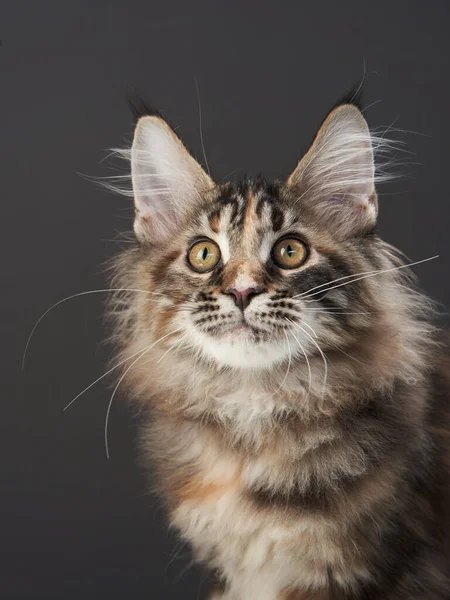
xmin=104 ymin=327 xmax=183 ymax=459
xmin=64 ymin=327 xmax=183 ymax=411
xmin=331 ymin=344 xmax=366 ymax=366
xmin=301 ymin=307 xmax=368 ymax=312
xmin=301 ymin=310 xmax=370 ymax=315
xmin=287 ymin=326 xmax=312 ymax=401
xmin=194 ymin=78 xmax=211 ymax=177
xmin=104 ymin=348 xmax=152 ymax=459
xmin=275 ymin=331 xmax=292 ymax=394
xmin=299 ymin=321 xmax=318 ymax=338
xmin=64 ymin=346 xmax=149 ymax=411
xmin=295 ymin=255 xmax=438 ymax=300
xmin=156 ymin=334 xmax=186 ymax=365
xmin=287 ymin=319 xmax=328 ymax=397
xmin=22 ymin=288 xmax=164 ymax=370
xmin=351 ymin=57 xmax=366 ymax=104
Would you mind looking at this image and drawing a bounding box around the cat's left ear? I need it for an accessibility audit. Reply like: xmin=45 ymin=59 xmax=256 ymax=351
xmin=286 ymin=104 xmax=377 ymax=237
xmin=131 ymin=116 xmax=214 ymax=243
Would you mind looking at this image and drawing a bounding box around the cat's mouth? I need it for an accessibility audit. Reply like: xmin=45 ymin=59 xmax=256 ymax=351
xmin=227 ymin=321 xmax=254 ymax=334
xmin=219 ymin=315 xmax=269 ymax=339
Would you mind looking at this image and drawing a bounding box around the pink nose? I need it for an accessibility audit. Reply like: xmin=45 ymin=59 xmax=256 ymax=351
xmin=227 ymin=287 xmax=262 ymax=311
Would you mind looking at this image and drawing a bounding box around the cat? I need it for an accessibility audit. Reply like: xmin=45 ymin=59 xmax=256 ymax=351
xmin=108 ymin=97 xmax=450 ymax=599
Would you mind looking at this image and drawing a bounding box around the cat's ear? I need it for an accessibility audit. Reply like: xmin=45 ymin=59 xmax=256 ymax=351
xmin=131 ymin=116 xmax=214 ymax=243
xmin=286 ymin=104 xmax=377 ymax=237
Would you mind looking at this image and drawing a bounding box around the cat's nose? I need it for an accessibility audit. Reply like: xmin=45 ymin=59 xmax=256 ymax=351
xmin=226 ymin=287 xmax=263 ymax=311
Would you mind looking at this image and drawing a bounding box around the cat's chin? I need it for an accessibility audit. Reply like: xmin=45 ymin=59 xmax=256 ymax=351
xmin=221 ymin=321 xmax=260 ymax=338
xmin=192 ymin=329 xmax=290 ymax=369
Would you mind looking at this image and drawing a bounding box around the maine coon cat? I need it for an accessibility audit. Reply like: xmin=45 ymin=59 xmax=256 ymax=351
xmin=108 ymin=98 xmax=450 ymax=599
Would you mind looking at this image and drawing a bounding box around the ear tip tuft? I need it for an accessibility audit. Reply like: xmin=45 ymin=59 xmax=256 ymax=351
xmin=126 ymin=92 xmax=165 ymax=124
xmin=332 ymin=83 xmax=365 ymax=112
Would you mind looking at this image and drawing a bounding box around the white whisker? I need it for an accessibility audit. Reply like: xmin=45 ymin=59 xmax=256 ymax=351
xmin=194 ymin=78 xmax=211 ymax=177
xmin=301 ymin=309 xmax=369 ymax=315
xmin=104 ymin=327 xmax=183 ymax=459
xmin=288 ymin=326 xmax=312 ymax=400
xmin=299 ymin=321 xmax=318 ymax=338
xmin=295 ymin=255 xmax=439 ymax=300
xmin=64 ymin=346 xmax=152 ymax=411
xmin=104 ymin=348 xmax=151 ymax=459
xmin=22 ymin=288 xmax=163 ymax=370
xmin=156 ymin=335 xmax=186 ymax=365
xmin=275 ymin=331 xmax=292 ymax=394
xmin=331 ymin=345 xmax=366 ymax=366
xmin=287 ymin=319 xmax=328 ymax=397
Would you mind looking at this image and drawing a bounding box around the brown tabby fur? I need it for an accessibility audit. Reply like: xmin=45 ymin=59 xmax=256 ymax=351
xmin=107 ymin=101 xmax=450 ymax=599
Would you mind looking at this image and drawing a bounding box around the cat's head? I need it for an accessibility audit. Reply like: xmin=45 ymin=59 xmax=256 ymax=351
xmin=123 ymin=102 xmax=394 ymax=371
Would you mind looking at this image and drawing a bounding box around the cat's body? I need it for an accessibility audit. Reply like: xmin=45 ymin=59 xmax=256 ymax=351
xmin=150 ymin=348 xmax=450 ymax=600
xmin=109 ymin=100 xmax=450 ymax=598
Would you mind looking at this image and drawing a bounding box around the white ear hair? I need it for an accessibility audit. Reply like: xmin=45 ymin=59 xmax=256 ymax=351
xmin=131 ymin=116 xmax=213 ymax=243
xmin=287 ymin=105 xmax=378 ymax=237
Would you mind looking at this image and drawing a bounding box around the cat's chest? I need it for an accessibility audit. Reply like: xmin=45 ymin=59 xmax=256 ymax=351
xmin=168 ymin=434 xmax=346 ymax=593
xmin=206 ymin=388 xmax=288 ymax=431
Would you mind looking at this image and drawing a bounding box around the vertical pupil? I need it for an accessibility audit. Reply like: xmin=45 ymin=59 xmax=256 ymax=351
xmin=202 ymin=247 xmax=208 ymax=261
xmin=287 ymin=244 xmax=294 ymax=257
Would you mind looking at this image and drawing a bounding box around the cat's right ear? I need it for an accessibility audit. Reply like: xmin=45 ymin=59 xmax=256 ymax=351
xmin=131 ymin=116 xmax=214 ymax=243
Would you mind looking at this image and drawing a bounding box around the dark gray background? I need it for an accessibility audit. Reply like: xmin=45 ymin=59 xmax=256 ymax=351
xmin=1 ymin=1 xmax=449 ymax=598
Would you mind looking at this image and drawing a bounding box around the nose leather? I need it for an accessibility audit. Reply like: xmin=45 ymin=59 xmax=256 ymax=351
xmin=227 ymin=287 xmax=262 ymax=311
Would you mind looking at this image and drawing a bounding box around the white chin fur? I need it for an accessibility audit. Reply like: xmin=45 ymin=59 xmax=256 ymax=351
xmin=190 ymin=328 xmax=290 ymax=369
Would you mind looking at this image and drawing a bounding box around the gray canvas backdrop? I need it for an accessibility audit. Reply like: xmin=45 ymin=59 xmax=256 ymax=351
xmin=1 ymin=1 xmax=449 ymax=598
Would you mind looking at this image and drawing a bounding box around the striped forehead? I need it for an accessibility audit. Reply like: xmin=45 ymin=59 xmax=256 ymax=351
xmin=206 ymin=183 xmax=295 ymax=248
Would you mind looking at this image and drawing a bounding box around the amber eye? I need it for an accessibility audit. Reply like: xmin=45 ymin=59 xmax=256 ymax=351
xmin=187 ymin=239 xmax=221 ymax=273
xmin=272 ymin=237 xmax=308 ymax=269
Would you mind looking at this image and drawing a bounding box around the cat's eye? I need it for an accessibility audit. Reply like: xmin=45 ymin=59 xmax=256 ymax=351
xmin=187 ymin=239 xmax=221 ymax=273
xmin=272 ymin=237 xmax=308 ymax=270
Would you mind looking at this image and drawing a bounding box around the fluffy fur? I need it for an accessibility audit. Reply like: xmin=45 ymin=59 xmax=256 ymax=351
xmin=107 ymin=101 xmax=450 ymax=599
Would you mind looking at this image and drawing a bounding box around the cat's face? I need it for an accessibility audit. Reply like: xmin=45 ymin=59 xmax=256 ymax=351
xmin=142 ymin=179 xmax=380 ymax=369
xmin=129 ymin=104 xmax=384 ymax=370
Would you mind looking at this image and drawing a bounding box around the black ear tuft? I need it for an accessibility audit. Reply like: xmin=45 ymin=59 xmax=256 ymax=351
xmin=126 ymin=92 xmax=164 ymax=123
xmin=331 ymin=82 xmax=365 ymax=112
xmin=303 ymin=84 xmax=366 ymax=159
